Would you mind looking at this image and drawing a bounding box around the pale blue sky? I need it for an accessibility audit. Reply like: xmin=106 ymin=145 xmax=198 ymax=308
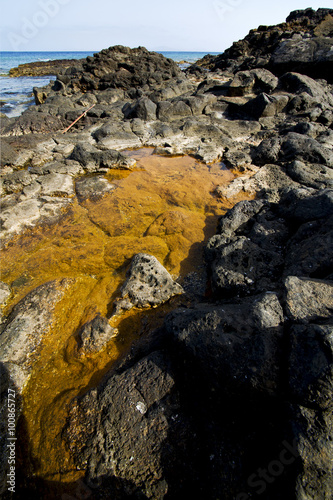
xmin=1 ymin=0 xmax=332 ymax=52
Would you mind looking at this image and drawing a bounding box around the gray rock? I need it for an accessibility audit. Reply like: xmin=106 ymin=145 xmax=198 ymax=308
xmin=0 ymin=280 xmax=69 ymax=391
xmin=252 ymin=136 xmax=282 ymax=165
xmin=2 ymin=110 xmax=63 ymax=136
xmin=228 ymin=68 xmax=279 ymax=96
xmin=114 ymin=254 xmax=183 ymax=313
xmin=78 ymin=314 xmax=116 ymax=353
xmin=1 ymin=170 xmax=34 ymax=195
xmin=70 ymin=143 xmax=135 ymax=171
xmin=75 ymin=175 xmax=116 ymax=201
xmin=208 ymin=235 xmax=284 ymax=296
xmin=0 ymin=140 xmax=19 ymax=166
xmin=284 ymin=215 xmax=333 ymax=279
xmin=92 ymin=120 xmax=142 ymax=149
xmin=253 ymin=133 xmax=333 ymax=166
xmin=272 ymin=35 xmax=333 ymax=81
xmin=291 ymin=405 xmax=333 ymax=499
xmin=240 ymin=93 xmax=289 ymax=119
xmin=123 ymin=96 xmax=157 ymax=121
xmin=286 ymin=160 xmax=333 ymax=189
xmin=289 ymin=324 xmax=333 ymax=409
xmin=216 ymin=199 xmax=265 ymax=238
xmin=285 ymin=276 xmax=333 ymax=323
xmin=279 ymin=188 xmax=333 ymax=222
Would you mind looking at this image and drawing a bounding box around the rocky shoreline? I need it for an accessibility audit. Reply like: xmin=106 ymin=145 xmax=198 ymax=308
xmin=1 ymin=7 xmax=333 ymax=499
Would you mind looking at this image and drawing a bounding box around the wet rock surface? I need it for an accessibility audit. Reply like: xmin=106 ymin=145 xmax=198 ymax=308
xmin=0 ymin=280 xmax=70 ymax=391
xmin=1 ymin=8 xmax=333 ymax=500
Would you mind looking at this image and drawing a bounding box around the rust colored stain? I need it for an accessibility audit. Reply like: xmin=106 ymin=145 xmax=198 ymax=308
xmin=1 ymin=150 xmax=254 ymax=491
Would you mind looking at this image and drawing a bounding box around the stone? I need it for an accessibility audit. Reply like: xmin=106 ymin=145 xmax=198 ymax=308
xmin=288 ymin=324 xmax=333 ymax=410
xmin=78 ymin=314 xmax=116 ymax=354
xmin=285 ymin=276 xmax=333 ymax=323
xmin=64 ymin=350 xmax=183 ymax=500
xmin=270 ymin=37 xmax=333 ymax=82
xmin=0 ymin=280 xmax=69 ymax=391
xmin=1 ymin=170 xmax=34 ymax=195
xmin=286 ymin=160 xmax=333 ymax=189
xmin=228 ymin=69 xmax=278 ymax=97
xmin=253 ymin=133 xmax=333 ymax=167
xmin=284 ymin=215 xmax=333 ymax=280
xmin=207 ymin=235 xmax=284 ymax=296
xmin=290 ymin=404 xmax=333 ymax=499
xmin=70 ymin=143 xmax=135 ymax=171
xmin=92 ymin=120 xmax=142 ymax=149
xmin=0 ymin=199 xmax=42 ymax=237
xmin=240 ymin=92 xmax=289 ymax=119
xmin=2 ymin=110 xmax=63 ymax=136
xmin=0 ymin=282 xmax=11 ymax=306
xmin=114 ymin=254 xmax=183 ymax=313
xmin=75 ymin=175 xmax=116 ymax=201
xmin=123 ymin=97 xmax=157 ymax=121
xmin=252 ymin=136 xmax=282 ymax=165
xmin=37 ymin=173 xmax=74 ymax=197
xmin=167 ymin=292 xmax=284 ymax=396
xmin=216 ymin=199 xmax=265 ymax=238
xmin=280 ymin=72 xmax=333 ymax=108
xmin=0 ymin=139 xmax=19 ymax=166
xmin=279 ymin=188 xmax=333 ymax=223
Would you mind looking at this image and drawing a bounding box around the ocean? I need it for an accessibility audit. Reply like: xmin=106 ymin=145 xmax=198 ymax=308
xmin=0 ymin=51 xmax=218 ymax=118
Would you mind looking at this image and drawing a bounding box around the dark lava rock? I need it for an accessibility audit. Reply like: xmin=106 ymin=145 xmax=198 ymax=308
xmin=9 ymin=58 xmax=84 ymax=77
xmin=194 ymin=8 xmax=333 ymax=82
xmin=54 ymin=46 xmax=183 ymax=94
xmin=64 ymin=350 xmax=190 ymax=500
xmin=284 ymin=276 xmax=333 ymax=323
xmin=253 ymin=133 xmax=333 ymax=166
xmin=228 ymin=68 xmax=279 ymax=96
xmin=75 ymin=175 xmax=116 ymax=201
xmin=0 ymin=280 xmax=69 ymax=391
xmin=238 ymin=92 xmax=289 ymax=119
xmin=2 ymin=110 xmax=63 ymax=136
xmin=167 ymin=292 xmax=285 ymax=396
xmin=123 ymin=97 xmax=157 ymax=121
xmin=286 ymin=160 xmax=333 ymax=189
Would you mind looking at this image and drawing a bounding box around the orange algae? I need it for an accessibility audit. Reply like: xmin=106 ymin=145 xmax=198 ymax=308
xmin=0 ymin=149 xmax=253 ymax=490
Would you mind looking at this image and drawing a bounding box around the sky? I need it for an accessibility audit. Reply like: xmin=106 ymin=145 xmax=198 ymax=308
xmin=0 ymin=0 xmax=332 ymax=53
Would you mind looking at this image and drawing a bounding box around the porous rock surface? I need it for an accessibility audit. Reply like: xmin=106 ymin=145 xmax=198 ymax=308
xmin=1 ymin=8 xmax=333 ymax=500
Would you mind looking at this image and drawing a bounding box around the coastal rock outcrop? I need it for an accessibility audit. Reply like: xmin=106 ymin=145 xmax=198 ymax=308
xmin=0 ymin=280 xmax=70 ymax=391
xmin=1 ymin=7 xmax=333 ymax=500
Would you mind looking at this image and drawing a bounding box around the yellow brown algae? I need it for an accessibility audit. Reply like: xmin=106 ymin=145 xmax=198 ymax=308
xmin=0 ymin=149 xmax=254 ymax=487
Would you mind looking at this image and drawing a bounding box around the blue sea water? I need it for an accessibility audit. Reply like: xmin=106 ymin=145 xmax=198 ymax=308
xmin=0 ymin=51 xmax=218 ymax=118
